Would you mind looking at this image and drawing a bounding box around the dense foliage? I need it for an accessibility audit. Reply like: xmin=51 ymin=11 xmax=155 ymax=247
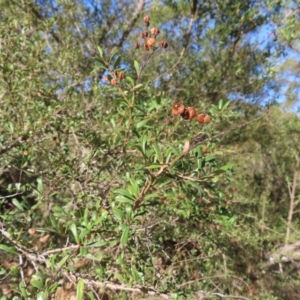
xmin=1 ymin=1 xmax=300 ymax=299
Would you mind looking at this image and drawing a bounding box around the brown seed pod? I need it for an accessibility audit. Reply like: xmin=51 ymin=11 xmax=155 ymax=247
xmin=117 ymin=72 xmax=126 ymax=80
xmin=181 ymin=107 xmax=197 ymax=120
xmin=160 ymin=41 xmax=168 ymax=49
xmin=203 ymin=114 xmax=211 ymax=124
xmin=23 ymin=150 xmax=29 ymax=156
xmin=28 ymin=228 xmax=36 ymax=235
xmin=111 ymin=78 xmax=118 ymax=85
xmin=150 ymin=27 xmax=160 ymax=36
xmin=143 ymin=15 xmax=150 ymax=25
xmin=197 ymin=113 xmax=205 ymax=123
xmin=135 ymin=42 xmax=140 ymax=49
xmin=187 ymin=107 xmax=196 ymax=119
xmin=202 ymin=146 xmax=208 ymax=154
xmin=146 ymin=37 xmax=156 ymax=47
xmin=140 ymin=31 xmax=148 ymax=39
xmin=172 ymin=103 xmax=185 ymax=116
xmin=181 ymin=109 xmax=189 ymax=119
xmin=197 ymin=114 xmax=211 ymax=124
xmin=144 ymin=43 xmax=150 ymax=51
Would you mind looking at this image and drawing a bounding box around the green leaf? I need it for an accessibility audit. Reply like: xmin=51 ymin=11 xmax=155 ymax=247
xmin=36 ymin=291 xmax=47 ymax=300
xmin=128 ymin=178 xmax=139 ymax=196
xmin=79 ymin=228 xmax=90 ymax=241
xmin=35 ymin=271 xmax=49 ymax=280
xmin=85 ymin=253 xmax=103 ymax=261
xmin=219 ymin=163 xmax=234 ymax=170
xmin=120 ymin=226 xmax=129 ymax=245
xmin=204 ymin=155 xmax=215 ymax=162
xmin=126 ymin=75 xmax=135 ymax=86
xmin=146 ymin=164 xmax=162 ymax=169
xmin=132 ymin=83 xmax=143 ymax=90
xmin=113 ymin=208 xmax=124 ymax=222
xmin=114 ymin=272 xmax=125 ymax=283
xmin=93 ymin=57 xmax=106 ymax=68
xmin=136 ymin=119 xmax=150 ymax=129
xmin=113 ymin=55 xmax=121 ymax=68
xmin=97 ymin=46 xmax=103 ymax=57
xmin=49 ymin=215 xmax=57 ymax=229
xmin=115 ymin=188 xmax=135 ymax=200
xmin=131 ymin=266 xmax=141 ymax=282
xmin=153 ymin=143 xmax=163 ymax=163
xmin=218 ymin=99 xmax=224 ymax=110
xmin=57 ymin=254 xmax=70 ymax=269
xmin=116 ymin=195 xmax=134 ymax=203
xmin=109 ymin=48 xmax=119 ymax=63
xmin=11 ymin=198 xmax=24 ymax=210
xmin=185 ymin=180 xmax=201 ymax=189
xmin=76 ymin=279 xmax=85 ymax=300
xmin=31 ymin=279 xmax=43 ymax=289
xmin=134 ymin=60 xmax=140 ymax=76
xmin=37 ymin=177 xmax=44 ymax=195
xmin=86 ymin=241 xmax=107 ymax=247
xmin=19 ymin=281 xmax=27 ymax=298
xmin=0 ymin=244 xmax=17 ymax=254
xmin=212 ymin=169 xmax=226 ymax=175
xmin=144 ymin=193 xmax=159 ymax=200
xmin=69 ymin=223 xmax=79 ymax=243
xmin=80 ymin=247 xmax=88 ymax=256
xmin=197 ymin=157 xmax=203 ymax=170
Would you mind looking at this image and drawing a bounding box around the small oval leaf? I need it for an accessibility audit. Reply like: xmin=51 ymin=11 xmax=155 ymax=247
xmin=0 ymin=244 xmax=17 ymax=254
xmin=120 ymin=226 xmax=129 ymax=245
xmin=69 ymin=223 xmax=79 ymax=243
xmin=134 ymin=60 xmax=140 ymax=76
xmin=76 ymin=279 xmax=85 ymax=300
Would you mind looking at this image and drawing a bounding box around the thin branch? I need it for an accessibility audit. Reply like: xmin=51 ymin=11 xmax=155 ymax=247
xmin=0 ymin=226 xmax=79 ymax=267
xmin=0 ymin=192 xmax=24 ymax=199
xmin=153 ymin=13 xmax=196 ymax=84
xmin=285 ymin=154 xmax=300 ymax=244
xmin=115 ymin=0 xmax=146 ymax=48
xmin=281 ymin=6 xmax=300 ymax=24
xmin=0 ymin=226 xmax=47 ymax=265
xmin=40 ymin=245 xmax=80 ymax=257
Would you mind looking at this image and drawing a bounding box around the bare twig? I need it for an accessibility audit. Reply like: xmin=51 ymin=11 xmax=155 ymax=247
xmin=281 ymin=6 xmax=300 ymax=24
xmin=64 ymin=272 xmax=171 ymax=299
xmin=0 ymin=192 xmax=24 ymax=199
xmin=115 ymin=0 xmax=146 ymax=48
xmin=285 ymin=154 xmax=300 ymax=244
xmin=0 ymin=226 xmax=79 ymax=268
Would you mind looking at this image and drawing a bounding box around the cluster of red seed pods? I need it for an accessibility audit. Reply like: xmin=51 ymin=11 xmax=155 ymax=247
xmin=135 ymin=15 xmax=168 ymax=51
xmin=172 ymin=103 xmax=211 ymax=124
xmin=110 ymin=70 xmax=126 ymax=86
